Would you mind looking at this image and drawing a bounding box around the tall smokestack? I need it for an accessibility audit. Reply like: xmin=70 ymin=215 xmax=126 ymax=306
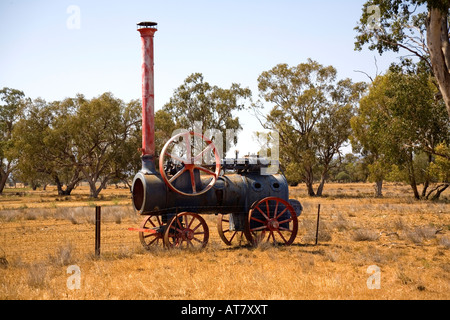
xmin=137 ymin=21 xmax=157 ymax=174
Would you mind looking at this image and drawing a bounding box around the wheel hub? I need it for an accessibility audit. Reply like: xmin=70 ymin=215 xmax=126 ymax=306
xmin=182 ymin=228 xmax=194 ymax=240
xmin=267 ymin=219 xmax=279 ymax=231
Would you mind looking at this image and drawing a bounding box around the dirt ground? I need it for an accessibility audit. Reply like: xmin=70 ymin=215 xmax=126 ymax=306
xmin=0 ymin=183 xmax=449 ymax=300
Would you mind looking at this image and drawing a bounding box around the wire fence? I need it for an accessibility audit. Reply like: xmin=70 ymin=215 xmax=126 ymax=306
xmin=1 ymin=201 xmax=449 ymax=265
xmin=0 ymin=206 xmax=142 ymax=264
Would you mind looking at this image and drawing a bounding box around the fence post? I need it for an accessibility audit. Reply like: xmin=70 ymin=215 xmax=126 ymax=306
xmin=95 ymin=206 xmax=101 ymax=256
xmin=315 ymin=204 xmax=321 ymax=245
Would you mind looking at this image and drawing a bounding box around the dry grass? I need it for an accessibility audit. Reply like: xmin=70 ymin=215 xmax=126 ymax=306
xmin=0 ymin=182 xmax=449 ymax=300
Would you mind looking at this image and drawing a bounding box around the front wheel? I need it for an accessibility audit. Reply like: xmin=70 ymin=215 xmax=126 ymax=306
xmin=164 ymin=212 xmax=209 ymax=249
xmin=139 ymin=215 xmax=165 ymax=249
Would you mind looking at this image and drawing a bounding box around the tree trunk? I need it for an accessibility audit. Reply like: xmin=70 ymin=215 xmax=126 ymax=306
xmin=123 ymin=178 xmax=132 ymax=192
xmin=85 ymin=173 xmax=110 ymax=199
xmin=304 ymin=165 xmax=316 ymax=196
xmin=432 ymin=184 xmax=449 ymax=200
xmin=426 ymin=7 xmax=450 ymax=119
xmin=0 ymin=171 xmax=8 ymax=194
xmin=422 ymin=180 xmax=430 ymax=198
xmin=53 ymin=173 xmax=80 ymax=196
xmin=316 ymin=170 xmax=328 ymax=197
xmin=421 ymin=154 xmax=433 ymax=198
xmin=407 ymin=158 xmax=420 ymax=200
xmin=428 ymin=183 xmax=449 ymax=200
xmin=0 ymin=164 xmax=13 ymax=194
xmin=374 ymin=180 xmax=383 ymax=198
xmin=88 ymin=180 xmax=100 ymax=199
xmin=410 ymin=180 xmax=420 ymax=200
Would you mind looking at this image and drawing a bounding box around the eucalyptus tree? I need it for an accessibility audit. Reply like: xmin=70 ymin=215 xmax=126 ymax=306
xmin=255 ymin=59 xmax=366 ymax=196
xmin=14 ymin=93 xmax=142 ymax=197
xmin=351 ymin=67 xmax=449 ymax=199
xmin=68 ymin=93 xmax=141 ymax=198
xmin=162 ymin=73 xmax=252 ymax=157
xmin=0 ymin=87 xmax=25 ymax=193
xmin=355 ymin=0 xmax=450 ymax=118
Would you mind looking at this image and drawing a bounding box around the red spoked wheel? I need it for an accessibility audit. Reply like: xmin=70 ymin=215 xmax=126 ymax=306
xmin=244 ymin=197 xmax=298 ymax=246
xmin=159 ymin=131 xmax=221 ymax=196
xmin=164 ymin=212 xmax=209 ymax=248
xmin=138 ymin=215 xmax=165 ymax=249
xmin=217 ymin=214 xmax=247 ymax=246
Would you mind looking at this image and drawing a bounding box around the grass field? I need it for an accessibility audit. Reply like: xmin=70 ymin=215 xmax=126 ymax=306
xmin=0 ymin=183 xmax=449 ymax=300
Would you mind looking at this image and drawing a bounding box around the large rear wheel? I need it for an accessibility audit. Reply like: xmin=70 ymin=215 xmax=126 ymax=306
xmin=244 ymin=197 xmax=298 ymax=246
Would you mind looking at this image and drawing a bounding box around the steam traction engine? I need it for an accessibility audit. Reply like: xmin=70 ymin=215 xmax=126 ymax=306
xmin=130 ymin=22 xmax=302 ymax=249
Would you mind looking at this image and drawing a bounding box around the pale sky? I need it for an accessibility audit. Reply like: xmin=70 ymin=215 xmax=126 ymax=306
xmin=0 ymin=0 xmax=401 ymax=155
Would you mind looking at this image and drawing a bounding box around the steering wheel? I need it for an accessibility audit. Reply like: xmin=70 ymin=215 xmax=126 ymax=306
xmin=159 ymin=131 xmax=221 ymax=196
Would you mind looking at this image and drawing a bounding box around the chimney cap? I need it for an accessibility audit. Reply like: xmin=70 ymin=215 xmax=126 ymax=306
xmin=137 ymin=21 xmax=157 ymax=29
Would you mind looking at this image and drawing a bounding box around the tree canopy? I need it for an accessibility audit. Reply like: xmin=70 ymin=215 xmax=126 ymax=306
xmin=161 ymin=73 xmax=252 ymax=158
xmin=255 ymin=59 xmax=366 ymax=196
xmin=355 ymin=0 xmax=450 ymax=118
xmin=0 ymin=87 xmax=25 ymax=193
xmin=351 ymin=65 xmax=450 ymax=199
xmin=12 ymin=93 xmax=141 ymax=198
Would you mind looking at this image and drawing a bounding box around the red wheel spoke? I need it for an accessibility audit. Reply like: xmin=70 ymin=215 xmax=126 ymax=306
xmin=184 ymin=214 xmax=189 ymax=228
xmin=278 ymin=217 xmax=293 ymax=225
xmin=273 ymin=201 xmax=279 ymax=219
xmin=276 ymin=230 xmax=289 ymax=244
xmin=250 ymin=225 xmax=267 ymax=232
xmin=189 ymin=169 xmax=197 ymax=193
xmin=192 ymin=222 xmax=202 ymax=232
xmin=143 ymin=233 xmax=156 ymax=239
xmin=193 ymin=143 xmax=213 ymax=163
xmin=192 ymin=237 xmax=204 ymax=244
xmin=168 ymin=167 xmax=187 ymax=183
xmin=156 ymin=215 xmax=162 ymax=226
xmin=267 ymin=231 xmax=275 ymax=243
xmin=229 ymin=231 xmax=237 ymax=242
xmin=147 ymin=219 xmax=156 ymax=228
xmin=275 ymin=207 xmax=288 ymax=220
xmin=266 ymin=200 xmax=270 ymax=219
xmin=176 ymin=217 xmax=183 ymax=229
xmin=250 ymin=216 xmax=266 ymax=224
xmin=255 ymin=206 xmax=270 ymax=221
xmin=175 ymin=227 xmax=184 ymax=233
xmin=187 ymin=215 xmax=195 ymax=228
xmin=146 ymin=236 xmax=160 ymax=246
xmin=164 ymin=152 xmax=186 ymax=164
xmin=184 ymin=132 xmax=192 ymax=161
xmin=196 ymin=165 xmax=217 ymax=177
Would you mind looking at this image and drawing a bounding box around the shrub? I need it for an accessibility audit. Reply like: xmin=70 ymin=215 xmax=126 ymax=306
xmin=27 ymin=262 xmax=48 ymax=288
xmin=352 ymin=228 xmax=379 ymax=241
